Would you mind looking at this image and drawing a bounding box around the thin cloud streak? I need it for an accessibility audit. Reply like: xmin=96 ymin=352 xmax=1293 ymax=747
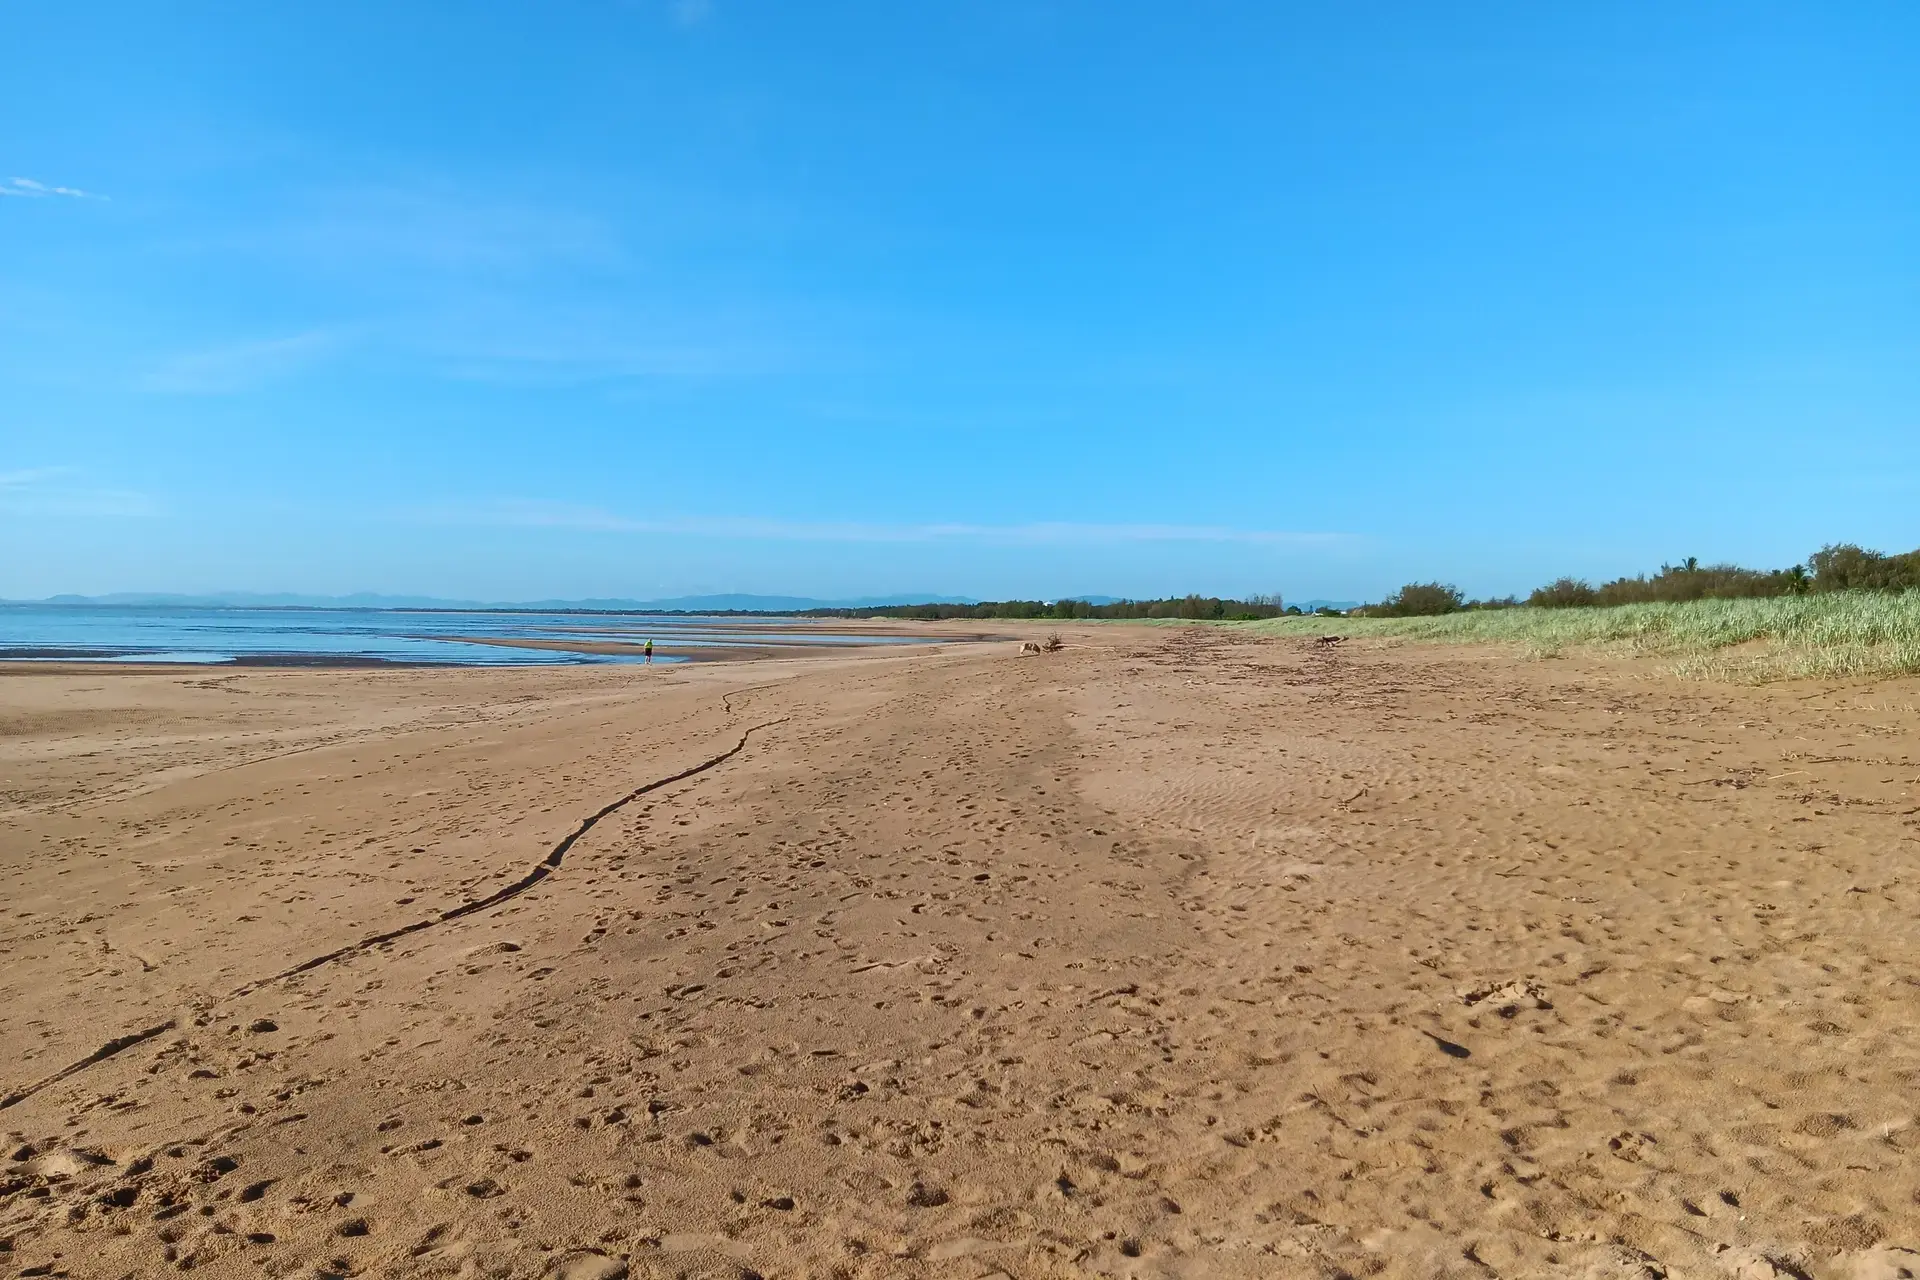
xmin=0 ymin=466 xmax=157 ymax=517
xmin=141 ymin=331 xmax=341 ymax=394
xmin=410 ymin=500 xmax=1345 ymax=547
xmin=0 ymin=466 xmax=77 ymax=489
xmin=179 ymin=177 xmax=804 ymax=389
xmin=422 ymin=322 xmax=762 ymax=384
xmin=246 ymin=185 xmax=620 ymax=274
xmin=3 ymin=177 xmax=103 ymax=199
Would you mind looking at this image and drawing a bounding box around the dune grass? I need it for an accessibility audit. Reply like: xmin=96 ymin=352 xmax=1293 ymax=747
xmin=1235 ymin=592 xmax=1920 ymax=682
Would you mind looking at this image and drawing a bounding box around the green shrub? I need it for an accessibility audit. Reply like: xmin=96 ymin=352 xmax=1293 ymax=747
xmin=1529 ymin=577 xmax=1597 ymax=608
xmin=1810 ymin=544 xmax=1920 ymax=593
xmin=1592 ymin=557 xmax=1801 ymax=605
xmin=1378 ymin=582 xmax=1464 ymax=617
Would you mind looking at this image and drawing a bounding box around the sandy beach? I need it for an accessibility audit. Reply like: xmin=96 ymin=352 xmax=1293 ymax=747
xmin=2 ymin=626 xmax=1916 ymax=1279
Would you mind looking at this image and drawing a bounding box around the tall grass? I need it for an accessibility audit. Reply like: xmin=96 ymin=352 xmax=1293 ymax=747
xmin=1238 ymin=592 xmax=1920 ymax=682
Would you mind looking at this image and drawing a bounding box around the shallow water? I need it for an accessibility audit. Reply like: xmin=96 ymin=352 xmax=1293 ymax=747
xmin=0 ymin=605 xmax=923 ymax=666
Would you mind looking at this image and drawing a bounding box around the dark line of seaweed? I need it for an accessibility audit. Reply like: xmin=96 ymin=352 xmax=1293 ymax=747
xmin=1 ymin=719 xmax=784 ymax=1112
xmin=0 ymin=1021 xmax=179 ymax=1112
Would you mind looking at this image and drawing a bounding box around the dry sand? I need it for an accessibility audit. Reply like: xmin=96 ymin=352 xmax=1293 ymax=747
xmin=2 ymin=627 xmax=1917 ymax=1279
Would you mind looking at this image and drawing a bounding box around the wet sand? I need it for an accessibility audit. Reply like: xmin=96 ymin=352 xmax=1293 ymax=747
xmin=437 ymin=635 xmax=980 ymax=663
xmin=2 ymin=626 xmax=1916 ymax=1278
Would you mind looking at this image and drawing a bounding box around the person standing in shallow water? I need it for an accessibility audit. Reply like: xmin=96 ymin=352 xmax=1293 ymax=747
xmin=644 ymin=638 xmax=653 ymax=663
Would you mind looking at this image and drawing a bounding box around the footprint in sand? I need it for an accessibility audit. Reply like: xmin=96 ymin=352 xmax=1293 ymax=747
xmin=550 ymin=1253 xmax=629 ymax=1280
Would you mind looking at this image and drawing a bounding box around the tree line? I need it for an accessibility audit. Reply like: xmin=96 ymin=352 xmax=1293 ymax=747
xmin=801 ymin=594 xmax=1295 ymax=621
xmin=1363 ymin=543 xmax=1920 ymax=617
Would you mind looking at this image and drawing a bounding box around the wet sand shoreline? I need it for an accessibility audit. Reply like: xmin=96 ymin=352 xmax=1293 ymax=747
xmin=0 ymin=620 xmax=1001 ymax=673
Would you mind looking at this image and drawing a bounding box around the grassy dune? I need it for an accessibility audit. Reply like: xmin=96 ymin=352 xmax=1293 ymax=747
xmin=1241 ymin=592 xmax=1920 ymax=682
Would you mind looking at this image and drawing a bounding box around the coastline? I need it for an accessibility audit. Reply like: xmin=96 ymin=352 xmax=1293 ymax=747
xmin=0 ymin=620 xmax=1001 ymax=673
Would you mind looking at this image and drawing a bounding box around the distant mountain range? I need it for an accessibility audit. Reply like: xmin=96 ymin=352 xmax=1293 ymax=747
xmin=8 ymin=591 xmax=982 ymax=613
xmin=6 ymin=591 xmax=1361 ymax=613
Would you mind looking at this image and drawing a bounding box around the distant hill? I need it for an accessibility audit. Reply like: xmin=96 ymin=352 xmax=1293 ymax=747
xmin=11 ymin=591 xmax=982 ymax=613
xmin=4 ymin=591 xmax=1359 ymax=613
xmin=619 ymin=593 xmax=979 ymax=613
xmin=9 ymin=591 xmax=1362 ymax=613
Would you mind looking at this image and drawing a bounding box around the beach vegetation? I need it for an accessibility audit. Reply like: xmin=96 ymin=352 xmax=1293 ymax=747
xmin=1244 ymin=590 xmax=1920 ymax=682
xmin=1528 ymin=577 xmax=1598 ymax=608
xmin=801 ymin=542 xmax=1920 ymax=681
xmin=1808 ymin=543 xmax=1920 ymax=592
xmin=1368 ymin=582 xmax=1464 ymax=616
xmin=1517 ymin=544 xmax=1918 ymax=609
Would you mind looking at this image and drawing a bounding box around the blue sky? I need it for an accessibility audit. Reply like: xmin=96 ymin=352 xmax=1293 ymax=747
xmin=4 ymin=2 xmax=1916 ymax=603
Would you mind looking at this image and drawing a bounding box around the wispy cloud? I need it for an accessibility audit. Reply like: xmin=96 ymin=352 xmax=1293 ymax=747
xmin=411 ymin=499 xmax=1344 ymax=547
xmin=0 ymin=466 xmax=156 ymax=517
xmin=424 ymin=325 xmax=765 ymax=385
xmin=191 ymin=178 xmax=790 ymax=387
xmin=141 ymin=331 xmax=340 ymax=394
xmin=2 ymin=177 xmax=104 ymax=200
xmin=672 ymin=0 xmax=713 ymax=26
xmin=253 ymin=186 xmax=618 ymax=274
xmin=0 ymin=466 xmax=77 ymax=489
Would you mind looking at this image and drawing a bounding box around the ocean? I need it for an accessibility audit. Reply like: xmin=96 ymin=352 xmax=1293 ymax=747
xmin=0 ymin=605 xmax=920 ymax=666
